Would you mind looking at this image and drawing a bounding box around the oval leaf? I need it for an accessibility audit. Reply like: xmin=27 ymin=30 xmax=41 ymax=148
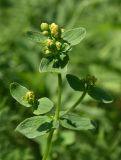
xmin=62 ymin=27 xmax=86 ymax=46
xmin=33 ymin=97 xmax=54 ymax=115
xmin=60 ymin=113 xmax=94 ymax=130
xmin=16 ymin=116 xmax=53 ymax=139
xmin=88 ymin=86 xmax=113 ymax=103
xmin=39 ymin=57 xmax=68 ymax=74
xmin=66 ymin=74 xmax=85 ymax=91
xmin=10 ymin=82 xmax=32 ymax=107
xmin=25 ymin=31 xmax=46 ymax=43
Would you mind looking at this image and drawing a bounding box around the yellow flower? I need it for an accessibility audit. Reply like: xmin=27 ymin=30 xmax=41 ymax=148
xmin=50 ymin=23 xmax=61 ymax=38
xmin=25 ymin=91 xmax=35 ymax=104
xmin=46 ymin=39 xmax=55 ymax=47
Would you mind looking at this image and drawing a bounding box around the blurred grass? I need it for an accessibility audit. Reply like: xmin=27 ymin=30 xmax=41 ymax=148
xmin=0 ymin=0 xmax=121 ymax=160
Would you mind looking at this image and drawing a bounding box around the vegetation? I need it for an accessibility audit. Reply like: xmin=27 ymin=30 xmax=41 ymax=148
xmin=0 ymin=0 xmax=121 ymax=160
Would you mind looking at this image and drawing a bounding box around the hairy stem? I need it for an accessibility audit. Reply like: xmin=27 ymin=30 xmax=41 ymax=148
xmin=42 ymin=74 xmax=62 ymax=160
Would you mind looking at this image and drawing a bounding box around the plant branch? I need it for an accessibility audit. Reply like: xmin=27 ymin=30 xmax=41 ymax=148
xmin=42 ymin=130 xmax=54 ymax=160
xmin=64 ymin=90 xmax=87 ymax=115
xmin=42 ymin=74 xmax=62 ymax=160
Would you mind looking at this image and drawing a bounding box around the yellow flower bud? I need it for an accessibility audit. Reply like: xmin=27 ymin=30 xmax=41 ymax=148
xmin=47 ymin=39 xmax=54 ymax=47
xmin=25 ymin=91 xmax=35 ymax=104
xmin=43 ymin=48 xmax=52 ymax=56
xmin=56 ymin=41 xmax=62 ymax=50
xmin=45 ymin=49 xmax=50 ymax=54
xmin=50 ymin=23 xmax=61 ymax=38
xmin=40 ymin=23 xmax=49 ymax=31
xmin=50 ymin=23 xmax=58 ymax=30
xmin=42 ymin=31 xmax=49 ymax=36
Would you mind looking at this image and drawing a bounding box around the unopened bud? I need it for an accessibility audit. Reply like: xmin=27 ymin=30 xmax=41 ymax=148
xmin=47 ymin=39 xmax=54 ymax=47
xmin=86 ymin=75 xmax=97 ymax=86
xmin=44 ymin=49 xmax=51 ymax=55
xmin=42 ymin=31 xmax=49 ymax=36
xmin=50 ymin=23 xmax=58 ymax=30
xmin=56 ymin=41 xmax=62 ymax=50
xmin=40 ymin=23 xmax=49 ymax=31
xmin=91 ymin=76 xmax=97 ymax=85
xmin=50 ymin=23 xmax=61 ymax=38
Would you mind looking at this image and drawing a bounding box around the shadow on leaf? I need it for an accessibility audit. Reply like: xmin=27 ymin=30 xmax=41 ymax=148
xmin=37 ymin=121 xmax=53 ymax=133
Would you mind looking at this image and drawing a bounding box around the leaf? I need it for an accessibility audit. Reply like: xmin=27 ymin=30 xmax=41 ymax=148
xmin=10 ymin=82 xmax=32 ymax=107
xmin=25 ymin=31 xmax=46 ymax=43
xmin=16 ymin=116 xmax=54 ymax=139
xmin=33 ymin=97 xmax=54 ymax=115
xmin=66 ymin=74 xmax=85 ymax=91
xmin=60 ymin=113 xmax=94 ymax=131
xmin=62 ymin=27 xmax=86 ymax=46
xmin=39 ymin=56 xmax=69 ymax=73
xmin=88 ymin=86 xmax=113 ymax=103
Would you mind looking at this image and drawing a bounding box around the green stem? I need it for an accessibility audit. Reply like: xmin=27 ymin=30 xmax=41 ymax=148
xmin=55 ymin=74 xmax=62 ymax=121
xmin=42 ymin=130 xmax=54 ymax=160
xmin=64 ymin=90 xmax=87 ymax=115
xmin=42 ymin=74 xmax=62 ymax=160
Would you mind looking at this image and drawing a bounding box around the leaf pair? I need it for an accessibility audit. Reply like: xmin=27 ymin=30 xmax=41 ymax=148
xmin=10 ymin=82 xmax=54 ymax=115
xmin=26 ymin=27 xmax=86 ymax=47
xmin=15 ymin=113 xmax=94 ymax=139
xmin=16 ymin=112 xmax=94 ymax=139
xmin=66 ymin=74 xmax=113 ymax=103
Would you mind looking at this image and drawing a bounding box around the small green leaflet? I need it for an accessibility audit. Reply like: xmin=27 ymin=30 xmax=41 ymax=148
xmin=25 ymin=31 xmax=46 ymax=43
xmin=39 ymin=57 xmax=68 ymax=74
xmin=33 ymin=97 xmax=54 ymax=115
xmin=88 ymin=86 xmax=113 ymax=103
xmin=62 ymin=27 xmax=86 ymax=46
xmin=66 ymin=74 xmax=85 ymax=91
xmin=10 ymin=82 xmax=32 ymax=107
xmin=60 ymin=113 xmax=94 ymax=131
xmin=16 ymin=116 xmax=54 ymax=139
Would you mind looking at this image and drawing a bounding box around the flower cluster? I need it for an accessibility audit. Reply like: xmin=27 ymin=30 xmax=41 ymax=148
xmin=81 ymin=75 xmax=97 ymax=88
xmin=25 ymin=91 xmax=35 ymax=104
xmin=40 ymin=22 xmax=70 ymax=57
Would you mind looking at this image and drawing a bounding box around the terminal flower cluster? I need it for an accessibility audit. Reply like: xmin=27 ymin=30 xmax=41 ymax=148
xmin=40 ymin=23 xmax=71 ymax=58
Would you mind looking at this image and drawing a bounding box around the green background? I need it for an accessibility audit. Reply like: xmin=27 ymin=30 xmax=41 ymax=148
xmin=0 ymin=0 xmax=121 ymax=159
